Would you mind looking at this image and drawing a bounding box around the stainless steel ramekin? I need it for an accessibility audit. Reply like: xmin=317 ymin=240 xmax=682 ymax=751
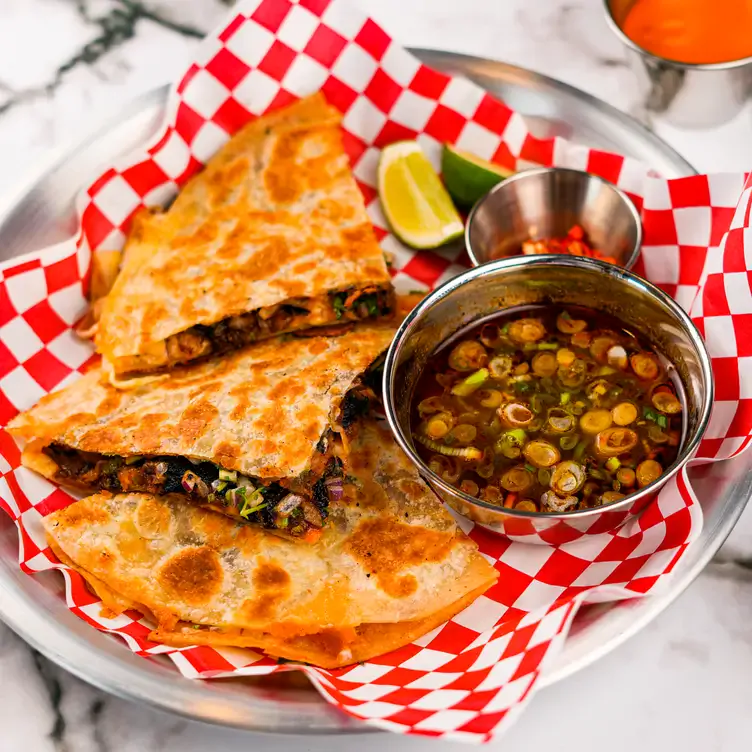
xmin=465 ymin=167 xmax=642 ymax=270
xmin=383 ymin=255 xmax=713 ymax=544
xmin=604 ymin=0 xmax=752 ymax=128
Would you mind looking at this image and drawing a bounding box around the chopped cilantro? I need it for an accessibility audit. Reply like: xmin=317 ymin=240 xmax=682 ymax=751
xmin=332 ymin=293 xmax=347 ymax=319
xmin=239 ymin=489 xmax=266 ymax=518
xmin=362 ymin=294 xmax=379 ymax=316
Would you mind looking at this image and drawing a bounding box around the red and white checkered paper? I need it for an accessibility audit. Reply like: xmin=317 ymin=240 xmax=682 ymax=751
xmin=1 ymin=0 xmax=751 ymax=742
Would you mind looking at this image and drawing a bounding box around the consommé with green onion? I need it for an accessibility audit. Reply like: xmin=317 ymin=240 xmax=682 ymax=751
xmin=411 ymin=305 xmax=683 ymax=514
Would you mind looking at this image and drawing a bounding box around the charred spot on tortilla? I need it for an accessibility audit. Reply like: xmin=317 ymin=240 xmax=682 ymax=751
xmin=157 ymin=546 xmax=223 ymax=604
xmin=339 ymin=390 xmax=370 ymax=430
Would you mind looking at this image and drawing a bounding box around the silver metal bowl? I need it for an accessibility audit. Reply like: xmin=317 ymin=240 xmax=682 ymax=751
xmin=383 ymin=255 xmax=713 ymax=544
xmin=604 ymin=0 xmax=752 ymax=128
xmin=465 ymin=167 xmax=642 ymax=270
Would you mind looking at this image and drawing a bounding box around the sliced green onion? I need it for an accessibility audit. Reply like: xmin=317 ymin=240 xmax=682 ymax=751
xmin=560 ymin=392 xmax=571 ymax=405
xmin=219 ymin=469 xmax=238 ymax=482
xmin=605 ymin=457 xmax=621 ymax=472
xmin=415 ymin=434 xmax=483 ymax=459
xmin=506 ymin=428 xmax=527 ymax=445
xmin=589 ymin=467 xmax=608 ymax=480
xmin=451 ymin=368 xmax=489 ymax=397
xmin=524 ymin=463 xmax=536 ymax=473
xmin=643 ymin=406 xmax=658 ymax=422
xmin=656 ymin=414 xmax=668 ymax=429
xmin=573 ymin=440 xmax=587 ymax=460
xmin=240 ymin=500 xmax=268 ymax=518
xmin=560 ymin=434 xmax=580 ymax=451
xmin=501 ymin=323 xmax=510 ymax=334
xmin=530 ymin=393 xmax=542 ymax=414
xmin=537 ymin=468 xmax=551 ymax=486
xmin=538 ymin=342 xmax=558 ymax=350
xmin=514 ymin=381 xmax=531 ymax=394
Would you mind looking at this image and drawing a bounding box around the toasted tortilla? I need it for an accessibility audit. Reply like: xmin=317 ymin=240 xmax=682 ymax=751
xmin=42 ymin=419 xmax=498 ymax=668
xmin=94 ymin=93 xmax=393 ymax=378
xmin=8 ymin=325 xmax=394 ymax=538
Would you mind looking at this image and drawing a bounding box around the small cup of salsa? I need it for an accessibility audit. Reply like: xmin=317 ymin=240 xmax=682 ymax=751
xmin=604 ymin=0 xmax=752 ymax=128
xmin=465 ymin=167 xmax=642 ymax=271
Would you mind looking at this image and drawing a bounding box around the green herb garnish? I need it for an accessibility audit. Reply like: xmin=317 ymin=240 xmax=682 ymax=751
xmin=360 ymin=294 xmax=379 ymax=317
xmin=239 ymin=488 xmax=267 ymax=518
xmin=643 ymin=406 xmax=658 ymax=422
xmin=332 ymin=293 xmax=347 ymax=319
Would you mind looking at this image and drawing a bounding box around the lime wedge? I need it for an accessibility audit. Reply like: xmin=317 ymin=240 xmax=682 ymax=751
xmin=441 ymin=144 xmax=515 ymax=207
xmin=378 ymin=141 xmax=464 ymax=250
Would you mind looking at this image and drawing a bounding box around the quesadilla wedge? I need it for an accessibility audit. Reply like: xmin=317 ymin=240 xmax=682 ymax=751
xmin=8 ymin=325 xmax=394 ymax=541
xmin=42 ymin=419 xmax=499 ymax=668
xmin=94 ymin=93 xmax=394 ymax=379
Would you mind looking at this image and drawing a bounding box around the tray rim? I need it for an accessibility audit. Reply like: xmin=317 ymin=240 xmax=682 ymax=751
xmin=0 ymin=49 xmax=746 ymax=734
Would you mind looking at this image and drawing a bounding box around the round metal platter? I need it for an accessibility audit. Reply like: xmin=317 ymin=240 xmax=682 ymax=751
xmin=0 ymin=50 xmax=748 ymax=734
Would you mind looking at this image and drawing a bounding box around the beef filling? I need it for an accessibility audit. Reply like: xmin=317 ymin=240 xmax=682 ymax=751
xmin=163 ymin=285 xmax=393 ymax=368
xmin=330 ymin=287 xmax=393 ymax=321
xmin=43 ymin=444 xmax=328 ymax=538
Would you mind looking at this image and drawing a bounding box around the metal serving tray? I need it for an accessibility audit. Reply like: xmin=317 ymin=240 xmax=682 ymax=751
xmin=0 ymin=50 xmax=748 ymax=734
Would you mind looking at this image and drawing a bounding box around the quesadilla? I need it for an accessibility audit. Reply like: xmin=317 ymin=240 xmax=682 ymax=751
xmin=8 ymin=325 xmax=394 ymax=541
xmin=93 ymin=93 xmax=394 ymax=378
xmin=42 ymin=419 xmax=499 ymax=668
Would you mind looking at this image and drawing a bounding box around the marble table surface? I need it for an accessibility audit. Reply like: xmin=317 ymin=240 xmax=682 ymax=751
xmin=2 ymin=1 xmax=752 ymax=750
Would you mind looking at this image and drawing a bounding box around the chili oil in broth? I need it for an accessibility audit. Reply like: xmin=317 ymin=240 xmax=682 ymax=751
xmin=410 ymin=305 xmax=684 ymax=514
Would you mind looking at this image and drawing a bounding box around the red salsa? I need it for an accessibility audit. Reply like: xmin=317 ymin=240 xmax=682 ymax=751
xmin=518 ymin=225 xmax=617 ymax=265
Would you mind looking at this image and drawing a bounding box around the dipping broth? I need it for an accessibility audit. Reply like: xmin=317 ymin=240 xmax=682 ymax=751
xmin=410 ymin=305 xmax=684 ymax=513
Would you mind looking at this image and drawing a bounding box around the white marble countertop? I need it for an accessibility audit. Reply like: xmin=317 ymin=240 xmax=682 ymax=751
xmin=2 ymin=1 xmax=752 ymax=750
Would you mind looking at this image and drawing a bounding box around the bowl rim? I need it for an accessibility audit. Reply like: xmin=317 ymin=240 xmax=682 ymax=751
xmin=383 ymin=254 xmax=714 ymax=522
xmin=464 ymin=166 xmax=643 ymax=270
xmin=602 ymin=0 xmax=752 ymax=71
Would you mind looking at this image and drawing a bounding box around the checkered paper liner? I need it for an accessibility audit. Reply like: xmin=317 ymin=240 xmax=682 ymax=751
xmin=1 ymin=0 xmax=752 ymax=741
